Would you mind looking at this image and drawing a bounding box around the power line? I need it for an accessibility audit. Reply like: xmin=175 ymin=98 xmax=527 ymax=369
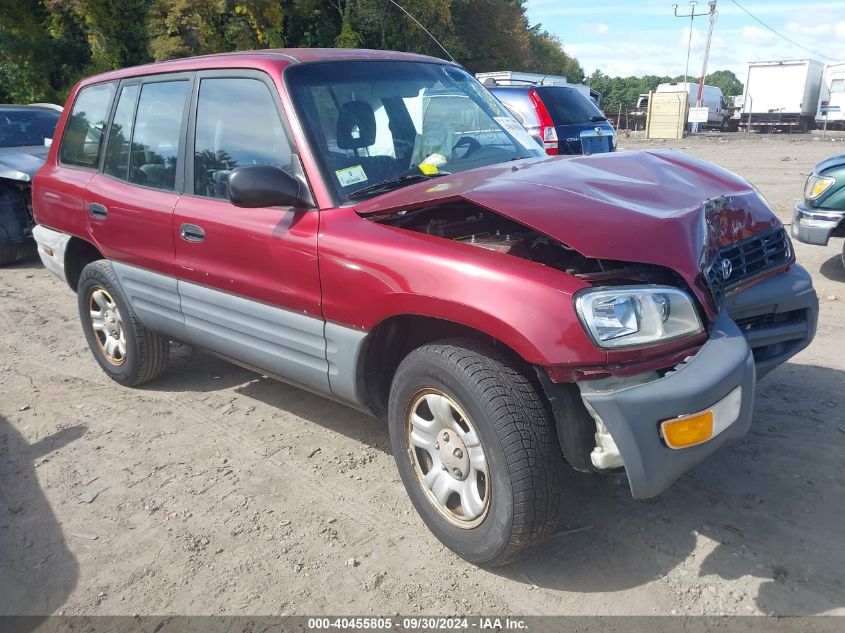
xmin=726 ymin=0 xmax=838 ymax=61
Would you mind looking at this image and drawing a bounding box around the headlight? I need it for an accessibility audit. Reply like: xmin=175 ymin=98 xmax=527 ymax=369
xmin=804 ymin=174 xmax=835 ymax=200
xmin=575 ymin=286 xmax=703 ymax=349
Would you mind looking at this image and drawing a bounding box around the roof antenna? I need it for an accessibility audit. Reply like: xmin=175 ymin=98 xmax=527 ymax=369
xmin=387 ymin=0 xmax=456 ymax=62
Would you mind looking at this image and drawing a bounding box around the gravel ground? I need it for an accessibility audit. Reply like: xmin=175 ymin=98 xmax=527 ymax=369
xmin=1 ymin=131 xmax=843 ymax=618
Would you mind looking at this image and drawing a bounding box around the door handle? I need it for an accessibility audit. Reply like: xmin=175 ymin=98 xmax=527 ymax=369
xmin=88 ymin=203 xmax=108 ymax=219
xmin=180 ymin=223 xmax=205 ymax=243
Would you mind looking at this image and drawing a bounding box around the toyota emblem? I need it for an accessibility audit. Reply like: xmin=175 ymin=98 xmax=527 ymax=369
xmin=720 ymin=258 xmax=733 ymax=280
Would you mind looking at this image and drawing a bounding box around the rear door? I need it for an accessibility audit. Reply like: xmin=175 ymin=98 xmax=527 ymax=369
xmin=87 ymin=74 xmax=192 ymax=276
xmin=172 ymin=70 xmax=326 ymax=393
xmin=85 ymin=73 xmax=192 ymax=335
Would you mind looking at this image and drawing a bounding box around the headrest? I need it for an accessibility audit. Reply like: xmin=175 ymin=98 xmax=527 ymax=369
xmin=336 ymin=101 xmax=376 ymax=150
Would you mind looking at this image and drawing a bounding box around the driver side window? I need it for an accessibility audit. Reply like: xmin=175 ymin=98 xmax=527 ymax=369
xmin=193 ymin=77 xmax=293 ymax=200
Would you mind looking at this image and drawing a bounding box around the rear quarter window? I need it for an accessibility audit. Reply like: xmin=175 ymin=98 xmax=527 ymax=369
xmin=59 ymin=82 xmax=116 ymax=169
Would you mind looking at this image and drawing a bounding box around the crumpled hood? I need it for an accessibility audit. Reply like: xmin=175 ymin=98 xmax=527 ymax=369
xmin=356 ymin=150 xmax=781 ymax=309
xmin=0 ymin=145 xmax=48 ymax=182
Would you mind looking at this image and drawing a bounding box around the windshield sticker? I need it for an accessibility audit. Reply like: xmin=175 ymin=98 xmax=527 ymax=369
xmin=336 ymin=165 xmax=367 ymax=187
xmin=494 ymin=116 xmax=541 ymax=151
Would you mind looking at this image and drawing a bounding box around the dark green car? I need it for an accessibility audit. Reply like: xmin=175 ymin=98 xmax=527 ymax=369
xmin=793 ymin=154 xmax=845 ymax=266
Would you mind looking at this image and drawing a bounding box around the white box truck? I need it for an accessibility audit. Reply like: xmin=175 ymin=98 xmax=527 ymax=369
xmin=816 ymin=61 xmax=845 ymax=130
xmin=740 ymin=59 xmax=824 ymax=132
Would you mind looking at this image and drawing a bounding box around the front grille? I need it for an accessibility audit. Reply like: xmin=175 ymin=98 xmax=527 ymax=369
xmin=705 ymin=226 xmax=791 ymax=304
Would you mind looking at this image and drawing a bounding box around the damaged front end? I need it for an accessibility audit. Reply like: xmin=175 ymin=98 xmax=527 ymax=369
xmin=540 ymin=257 xmax=817 ymax=499
xmin=556 ymin=236 xmax=815 ymax=499
xmin=361 ymin=169 xmax=818 ymax=500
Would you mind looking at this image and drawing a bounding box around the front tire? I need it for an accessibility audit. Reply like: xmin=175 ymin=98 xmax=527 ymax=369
xmin=77 ymin=260 xmax=169 ymax=386
xmin=388 ymin=339 xmax=566 ymax=566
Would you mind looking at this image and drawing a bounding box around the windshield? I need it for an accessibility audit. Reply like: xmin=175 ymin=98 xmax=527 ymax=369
xmin=0 ymin=108 xmax=60 ymax=148
xmin=285 ymin=61 xmax=544 ymax=203
xmin=534 ymin=87 xmax=606 ymax=125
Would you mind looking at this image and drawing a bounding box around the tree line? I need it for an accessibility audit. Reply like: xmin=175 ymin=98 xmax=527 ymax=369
xmin=587 ymin=69 xmax=744 ymax=114
xmin=0 ymin=0 xmax=584 ymax=104
xmin=1 ymin=0 xmax=744 ymax=113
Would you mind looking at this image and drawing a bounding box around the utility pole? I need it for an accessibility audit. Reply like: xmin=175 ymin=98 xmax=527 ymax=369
xmin=673 ymin=1 xmax=709 ymax=87
xmin=696 ymin=1 xmax=717 ymax=108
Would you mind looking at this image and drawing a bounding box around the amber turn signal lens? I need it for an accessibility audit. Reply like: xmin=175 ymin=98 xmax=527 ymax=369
xmin=661 ymin=410 xmax=714 ymax=449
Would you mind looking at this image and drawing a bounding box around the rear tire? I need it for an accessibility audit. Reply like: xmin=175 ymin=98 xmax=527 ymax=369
xmin=388 ymin=339 xmax=566 ymax=566
xmin=77 ymin=260 xmax=169 ymax=386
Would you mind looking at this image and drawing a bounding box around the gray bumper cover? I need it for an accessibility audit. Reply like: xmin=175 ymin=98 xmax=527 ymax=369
xmin=580 ymin=312 xmax=756 ymax=499
xmin=577 ymin=265 xmax=818 ymax=500
xmin=792 ymin=202 xmax=844 ymax=246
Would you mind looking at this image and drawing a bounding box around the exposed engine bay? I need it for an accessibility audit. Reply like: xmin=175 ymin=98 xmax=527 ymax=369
xmin=369 ymin=201 xmax=684 ymax=285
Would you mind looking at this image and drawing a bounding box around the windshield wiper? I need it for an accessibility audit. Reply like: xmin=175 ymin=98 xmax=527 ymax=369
xmin=347 ymin=173 xmax=445 ymax=200
xmin=589 ymin=115 xmax=608 ymax=122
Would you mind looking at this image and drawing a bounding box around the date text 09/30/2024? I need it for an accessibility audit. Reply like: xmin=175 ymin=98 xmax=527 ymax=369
xmin=307 ymin=617 xmax=528 ymax=630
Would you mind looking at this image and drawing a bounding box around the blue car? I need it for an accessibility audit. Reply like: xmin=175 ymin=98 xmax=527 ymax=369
xmin=488 ymin=85 xmax=616 ymax=155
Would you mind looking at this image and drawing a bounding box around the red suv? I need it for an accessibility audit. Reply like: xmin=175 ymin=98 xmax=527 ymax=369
xmin=33 ymin=49 xmax=818 ymax=566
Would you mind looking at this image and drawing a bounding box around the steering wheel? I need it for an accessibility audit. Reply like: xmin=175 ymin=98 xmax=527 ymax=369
xmin=451 ymin=136 xmax=482 ymax=159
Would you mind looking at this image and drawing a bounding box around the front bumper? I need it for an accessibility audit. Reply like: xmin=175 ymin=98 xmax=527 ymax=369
xmin=574 ymin=265 xmax=818 ymax=499
xmin=792 ymin=202 xmax=845 ymax=246
xmin=578 ymin=312 xmax=756 ymax=499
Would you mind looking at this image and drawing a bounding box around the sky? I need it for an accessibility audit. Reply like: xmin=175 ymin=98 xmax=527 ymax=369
xmin=524 ymin=0 xmax=845 ymax=81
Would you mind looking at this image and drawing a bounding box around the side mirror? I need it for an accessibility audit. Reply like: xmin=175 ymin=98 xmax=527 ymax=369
xmin=227 ymin=164 xmax=311 ymax=208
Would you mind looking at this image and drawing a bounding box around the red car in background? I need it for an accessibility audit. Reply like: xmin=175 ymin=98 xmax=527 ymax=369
xmin=33 ymin=49 xmax=818 ymax=565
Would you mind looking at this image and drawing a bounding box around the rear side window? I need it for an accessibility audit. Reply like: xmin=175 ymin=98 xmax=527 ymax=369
xmin=193 ymin=77 xmax=292 ymax=199
xmin=536 ymin=87 xmax=605 ymax=125
xmin=128 ymin=81 xmax=190 ymax=191
xmin=59 ymin=82 xmax=116 ymax=168
xmin=103 ymin=84 xmax=139 ymax=180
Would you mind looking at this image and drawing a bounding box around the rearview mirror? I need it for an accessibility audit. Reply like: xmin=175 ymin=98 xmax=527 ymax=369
xmin=227 ymin=164 xmax=311 ymax=209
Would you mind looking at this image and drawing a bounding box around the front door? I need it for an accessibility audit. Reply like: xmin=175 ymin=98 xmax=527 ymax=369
xmin=172 ymin=71 xmax=325 ymax=392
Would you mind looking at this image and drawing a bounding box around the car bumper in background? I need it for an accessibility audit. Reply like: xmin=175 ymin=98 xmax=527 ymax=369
xmin=792 ymin=202 xmax=845 ymax=246
xmin=574 ymin=265 xmax=818 ymax=499
xmin=33 ymin=224 xmax=70 ymax=285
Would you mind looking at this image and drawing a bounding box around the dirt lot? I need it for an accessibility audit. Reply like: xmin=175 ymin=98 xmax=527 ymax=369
xmin=1 ymin=132 xmax=844 ymax=618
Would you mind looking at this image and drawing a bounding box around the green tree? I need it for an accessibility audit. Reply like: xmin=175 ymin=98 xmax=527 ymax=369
xmin=0 ymin=0 xmax=90 ymax=103
xmin=76 ymin=0 xmax=152 ymax=72
xmin=451 ymin=0 xmax=531 ymax=71
xmin=1 ymin=0 xmax=588 ymax=104
xmin=527 ymin=27 xmax=584 ymax=83
xmin=705 ymin=69 xmax=743 ymax=97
